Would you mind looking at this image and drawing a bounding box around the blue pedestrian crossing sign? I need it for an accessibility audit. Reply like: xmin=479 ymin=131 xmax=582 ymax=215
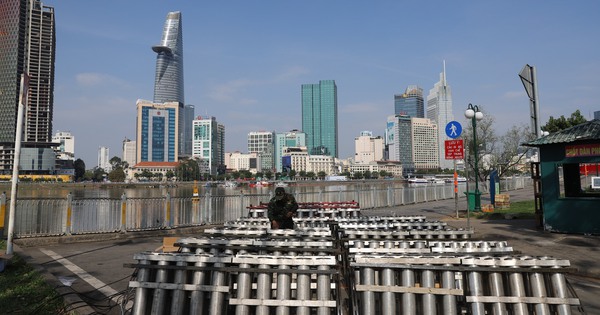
xmin=445 ymin=121 xmax=462 ymax=139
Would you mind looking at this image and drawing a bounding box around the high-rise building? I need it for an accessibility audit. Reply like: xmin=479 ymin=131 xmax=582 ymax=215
xmin=182 ymin=104 xmax=194 ymax=156
xmin=386 ymin=114 xmax=414 ymax=175
xmin=274 ymin=130 xmax=306 ymax=172
xmin=192 ymin=116 xmax=225 ymax=176
xmin=394 ymin=85 xmax=424 ymax=118
xmin=302 ymin=80 xmax=338 ymax=157
xmin=354 ymin=131 xmax=384 ymax=163
xmin=122 ymin=138 xmax=136 ymax=168
xmin=411 ymin=118 xmax=439 ymax=170
xmin=248 ymin=131 xmax=274 ymax=171
xmin=385 ymin=115 xmax=438 ymax=174
xmin=152 ymin=11 xmax=184 ymax=105
xmin=53 ymin=131 xmax=75 ymax=161
xmin=427 ymin=62 xmax=454 ymax=169
xmin=98 ymin=146 xmax=110 ymax=171
xmin=0 ymin=0 xmax=56 ymax=174
xmin=136 ymin=99 xmax=181 ymax=163
xmin=594 ymin=111 xmax=600 ymax=120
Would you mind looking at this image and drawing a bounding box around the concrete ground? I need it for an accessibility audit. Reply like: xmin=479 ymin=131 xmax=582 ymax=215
xmin=9 ymin=186 xmax=600 ymax=314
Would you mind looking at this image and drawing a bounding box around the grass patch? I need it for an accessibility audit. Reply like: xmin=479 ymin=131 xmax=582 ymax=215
xmin=0 ymin=240 xmax=66 ymax=314
xmin=474 ymin=200 xmax=536 ymax=219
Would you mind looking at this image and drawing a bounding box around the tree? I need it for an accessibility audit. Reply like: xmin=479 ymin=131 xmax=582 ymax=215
xmin=176 ymin=159 xmax=201 ymax=181
xmin=496 ymin=124 xmax=536 ymax=177
xmin=542 ymin=110 xmax=587 ymax=133
xmin=317 ymin=171 xmax=327 ymax=179
xmin=165 ymin=170 xmax=175 ymax=181
xmin=461 ymin=110 xmax=498 ymax=183
xmin=299 ymin=170 xmax=307 ymax=180
xmin=289 ymin=169 xmax=297 ymax=180
xmin=264 ymin=171 xmax=273 ymax=180
xmin=83 ymin=170 xmax=94 ymax=181
xmin=109 ymin=156 xmax=126 ymax=170
xmin=108 ymin=167 xmax=126 ymax=182
xmin=92 ymin=167 xmax=106 ymax=182
xmin=460 ymin=108 xmax=544 ymax=183
xmin=363 ymin=170 xmax=371 ymax=179
xmin=73 ymin=159 xmax=86 ymax=181
xmin=140 ymin=169 xmax=153 ymax=181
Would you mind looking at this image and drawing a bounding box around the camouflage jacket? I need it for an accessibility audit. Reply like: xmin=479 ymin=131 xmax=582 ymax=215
xmin=267 ymin=194 xmax=299 ymax=221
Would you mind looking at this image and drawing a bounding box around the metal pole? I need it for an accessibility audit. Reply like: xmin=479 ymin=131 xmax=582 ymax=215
xmin=472 ymin=114 xmax=481 ymax=211
xmin=6 ymin=74 xmax=27 ymax=255
xmin=532 ymin=66 xmax=541 ymax=138
xmin=454 ymin=160 xmax=458 ymax=219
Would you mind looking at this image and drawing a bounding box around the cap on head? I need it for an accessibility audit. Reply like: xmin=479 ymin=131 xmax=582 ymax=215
xmin=275 ymin=187 xmax=285 ymax=195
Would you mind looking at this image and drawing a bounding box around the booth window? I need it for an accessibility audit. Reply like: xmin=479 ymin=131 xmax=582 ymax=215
xmin=557 ymin=163 xmax=600 ymax=198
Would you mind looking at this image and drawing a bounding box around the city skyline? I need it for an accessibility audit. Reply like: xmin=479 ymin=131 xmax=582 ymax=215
xmin=44 ymin=1 xmax=600 ymax=167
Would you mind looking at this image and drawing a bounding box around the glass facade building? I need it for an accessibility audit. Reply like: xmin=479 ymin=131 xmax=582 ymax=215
xmin=152 ymin=11 xmax=184 ymax=105
xmin=394 ymin=85 xmax=424 ymax=118
xmin=136 ymin=100 xmax=180 ymax=163
xmin=301 ymin=80 xmax=338 ymax=158
xmin=386 ymin=114 xmax=414 ymax=176
xmin=427 ymin=62 xmax=454 ymax=169
xmin=0 ymin=0 xmax=56 ymax=174
xmin=192 ymin=116 xmax=225 ymax=176
xmin=182 ymin=104 xmax=194 ymax=156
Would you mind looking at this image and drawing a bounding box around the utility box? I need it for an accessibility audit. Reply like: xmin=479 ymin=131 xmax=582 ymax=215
xmin=464 ymin=191 xmax=482 ymax=212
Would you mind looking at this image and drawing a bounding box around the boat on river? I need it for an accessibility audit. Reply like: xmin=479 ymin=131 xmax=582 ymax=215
xmin=248 ymin=181 xmax=270 ymax=188
xmin=407 ymin=178 xmax=428 ymax=186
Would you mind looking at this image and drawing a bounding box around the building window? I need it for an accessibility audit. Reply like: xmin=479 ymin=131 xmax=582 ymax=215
xmin=557 ymin=163 xmax=600 ymax=198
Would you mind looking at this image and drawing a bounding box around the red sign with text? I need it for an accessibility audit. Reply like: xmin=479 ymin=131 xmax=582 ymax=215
xmin=445 ymin=139 xmax=464 ymax=160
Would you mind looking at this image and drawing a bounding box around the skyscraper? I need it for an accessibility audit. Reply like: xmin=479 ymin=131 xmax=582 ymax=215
xmin=152 ymin=11 xmax=184 ymax=105
xmin=136 ymin=99 xmax=181 ymax=163
xmin=386 ymin=114 xmax=414 ymax=175
xmin=182 ymin=104 xmax=194 ymax=156
xmin=98 ymin=146 xmax=110 ymax=171
xmin=427 ymin=62 xmax=454 ymax=169
xmin=394 ymin=85 xmax=424 ymax=118
xmin=0 ymin=0 xmax=56 ymax=174
xmin=411 ymin=118 xmax=439 ymax=170
xmin=192 ymin=116 xmax=225 ymax=176
xmin=301 ymin=80 xmax=338 ymax=157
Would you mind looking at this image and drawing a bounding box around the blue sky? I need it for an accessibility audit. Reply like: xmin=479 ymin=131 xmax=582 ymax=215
xmin=50 ymin=1 xmax=600 ymax=168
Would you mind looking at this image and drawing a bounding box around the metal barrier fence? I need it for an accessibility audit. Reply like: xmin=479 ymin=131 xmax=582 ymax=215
xmin=0 ymin=177 xmax=530 ymax=238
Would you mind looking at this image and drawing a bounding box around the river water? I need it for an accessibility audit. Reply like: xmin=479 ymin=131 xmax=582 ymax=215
xmin=0 ymin=180 xmax=420 ymax=200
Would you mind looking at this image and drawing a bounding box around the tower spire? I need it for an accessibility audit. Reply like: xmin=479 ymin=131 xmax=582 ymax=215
xmin=442 ymin=60 xmax=447 ymax=87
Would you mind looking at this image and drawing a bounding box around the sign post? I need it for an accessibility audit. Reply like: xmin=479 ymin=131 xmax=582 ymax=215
xmin=445 ymin=121 xmax=463 ymax=219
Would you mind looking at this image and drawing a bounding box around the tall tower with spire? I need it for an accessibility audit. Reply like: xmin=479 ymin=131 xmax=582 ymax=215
xmin=427 ymin=61 xmax=454 ymax=170
xmin=152 ymin=11 xmax=184 ymax=104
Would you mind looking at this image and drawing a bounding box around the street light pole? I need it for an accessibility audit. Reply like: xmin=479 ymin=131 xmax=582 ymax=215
xmin=465 ymin=103 xmax=483 ymax=212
